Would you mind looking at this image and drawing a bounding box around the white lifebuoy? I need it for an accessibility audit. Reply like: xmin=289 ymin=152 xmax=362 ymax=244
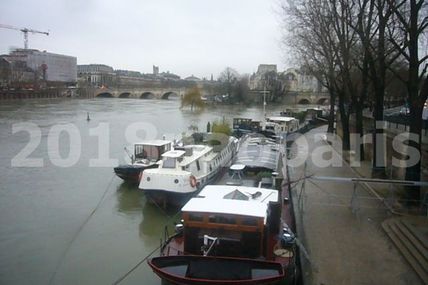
xmin=190 ymin=175 xmax=197 ymax=188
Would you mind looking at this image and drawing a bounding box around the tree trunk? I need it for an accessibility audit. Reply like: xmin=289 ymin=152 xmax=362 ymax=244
xmin=404 ymin=0 xmax=425 ymax=204
xmin=327 ymin=90 xmax=336 ymax=134
xmin=371 ymin=0 xmax=387 ymax=176
xmin=355 ymin=101 xmax=365 ymax=161
xmin=404 ymin=77 xmax=428 ymax=204
xmin=405 ymin=105 xmax=423 ymax=204
xmin=356 ymin=52 xmax=369 ymax=162
xmin=372 ymin=93 xmax=386 ymax=176
xmin=338 ymin=90 xmax=351 ymax=155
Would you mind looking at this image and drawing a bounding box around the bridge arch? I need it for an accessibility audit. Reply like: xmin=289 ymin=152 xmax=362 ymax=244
xmin=161 ymin=92 xmax=179 ymax=100
xmin=298 ymin=98 xmax=311 ymax=105
xmin=140 ymin=92 xmax=155 ymax=99
xmin=119 ymin=92 xmax=131 ymax=98
xmin=96 ymin=92 xmax=114 ymax=98
xmin=317 ymin=98 xmax=329 ymax=105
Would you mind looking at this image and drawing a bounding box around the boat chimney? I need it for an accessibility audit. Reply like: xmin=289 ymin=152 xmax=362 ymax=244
xmin=272 ymin=171 xmax=279 ymax=189
xmin=184 ymin=146 xmax=193 ymax=156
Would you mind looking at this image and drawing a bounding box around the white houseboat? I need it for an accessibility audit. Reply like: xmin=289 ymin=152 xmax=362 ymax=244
xmin=139 ymin=133 xmax=237 ymax=207
xmin=265 ymin=116 xmax=299 ymax=136
xmin=114 ymin=140 xmax=172 ymax=183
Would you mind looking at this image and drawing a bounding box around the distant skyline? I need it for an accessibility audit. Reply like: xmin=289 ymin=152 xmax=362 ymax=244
xmin=0 ymin=0 xmax=289 ymax=79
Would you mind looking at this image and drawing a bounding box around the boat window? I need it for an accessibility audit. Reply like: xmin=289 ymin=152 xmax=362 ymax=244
xmin=188 ymin=214 xmax=203 ymax=222
xmin=136 ymin=145 xmax=161 ymax=161
xmin=208 ymin=215 xmax=236 ymax=225
xmin=163 ymin=158 xmax=176 ymax=168
xmin=241 ymin=218 xmax=258 ymax=226
xmin=134 ymin=145 xmax=146 ymax=159
xmin=196 ymin=160 xmax=200 ymax=171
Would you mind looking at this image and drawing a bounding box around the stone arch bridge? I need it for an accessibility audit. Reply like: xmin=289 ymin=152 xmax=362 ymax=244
xmin=91 ymin=87 xmax=330 ymax=104
xmin=93 ymin=87 xmax=189 ymax=100
xmin=285 ymin=91 xmax=330 ymax=105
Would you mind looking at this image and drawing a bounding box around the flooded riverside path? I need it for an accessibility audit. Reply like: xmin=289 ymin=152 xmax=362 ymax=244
xmin=0 ymin=98 xmax=299 ymax=285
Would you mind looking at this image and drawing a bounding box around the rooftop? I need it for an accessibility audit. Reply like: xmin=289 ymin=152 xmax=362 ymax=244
xmin=135 ymin=140 xmax=171 ymax=147
xmin=162 ymin=150 xmax=186 ymax=158
xmin=267 ymin=116 xmax=298 ymax=122
xmin=182 ymin=185 xmax=278 ymax=220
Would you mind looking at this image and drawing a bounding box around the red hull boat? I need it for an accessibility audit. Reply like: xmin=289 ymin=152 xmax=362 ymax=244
xmin=148 ymin=255 xmax=285 ymax=285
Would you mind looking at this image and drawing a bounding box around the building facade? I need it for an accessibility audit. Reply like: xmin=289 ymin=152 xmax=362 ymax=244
xmin=282 ymin=68 xmax=324 ymax=94
xmin=78 ymin=64 xmax=113 ymax=74
xmin=78 ymin=64 xmax=115 ymax=87
xmin=249 ymin=64 xmax=277 ymax=90
xmin=5 ymin=49 xmax=77 ymax=83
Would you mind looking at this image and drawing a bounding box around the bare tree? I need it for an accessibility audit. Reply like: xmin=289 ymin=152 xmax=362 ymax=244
xmin=262 ymin=71 xmax=290 ymax=102
xmin=282 ymin=0 xmax=340 ymax=135
xmin=283 ymin=0 xmax=361 ymax=155
xmin=233 ymin=76 xmax=250 ymax=104
xmin=387 ymin=0 xmax=428 ymax=202
xmin=366 ymin=0 xmax=396 ymax=174
xmin=218 ymin=67 xmax=239 ymax=101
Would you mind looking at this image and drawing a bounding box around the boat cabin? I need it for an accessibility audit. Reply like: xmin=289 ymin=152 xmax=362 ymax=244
xmin=265 ymin=116 xmax=299 ymax=134
xmin=160 ymin=145 xmax=212 ymax=172
xmin=134 ymin=140 xmax=172 ymax=162
xmin=181 ymin=185 xmax=280 ymax=259
xmin=233 ymin=118 xmax=261 ymax=132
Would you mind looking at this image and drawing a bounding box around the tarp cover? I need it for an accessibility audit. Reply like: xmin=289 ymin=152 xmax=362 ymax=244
xmin=187 ymin=259 xmax=251 ymax=280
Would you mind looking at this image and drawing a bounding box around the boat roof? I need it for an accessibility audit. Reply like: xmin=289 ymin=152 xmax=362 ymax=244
xmin=182 ymin=185 xmax=278 ymax=219
xmin=135 ymin=140 xmax=171 ymax=146
xmin=162 ymin=150 xmax=186 ymax=158
xmin=235 ymin=135 xmax=280 ymax=171
xmin=161 ymin=145 xmax=213 ymax=165
xmin=179 ymin=145 xmax=212 ymax=165
xmin=267 ymin=116 xmax=297 ymax=122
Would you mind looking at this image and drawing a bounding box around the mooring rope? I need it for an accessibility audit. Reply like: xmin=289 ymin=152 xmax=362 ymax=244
xmin=48 ymin=174 xmax=117 ymax=285
xmin=111 ymin=203 xmax=182 ymax=285
xmin=111 ymin=243 xmax=162 ymax=285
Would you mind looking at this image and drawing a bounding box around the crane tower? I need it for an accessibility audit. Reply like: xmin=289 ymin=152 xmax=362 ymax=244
xmin=0 ymin=24 xmax=49 ymax=49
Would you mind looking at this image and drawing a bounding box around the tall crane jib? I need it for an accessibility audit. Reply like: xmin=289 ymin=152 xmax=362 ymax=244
xmin=0 ymin=24 xmax=49 ymax=49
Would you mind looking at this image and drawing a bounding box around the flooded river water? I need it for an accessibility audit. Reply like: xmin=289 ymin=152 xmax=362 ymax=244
xmin=0 ymin=98 xmax=304 ymax=285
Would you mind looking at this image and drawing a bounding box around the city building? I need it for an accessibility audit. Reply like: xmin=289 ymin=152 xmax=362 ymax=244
xmin=184 ymin=75 xmax=201 ymax=81
xmin=78 ymin=64 xmax=113 ymax=73
xmin=115 ymin=69 xmax=142 ymax=78
xmin=282 ymin=68 xmax=324 ymax=94
xmin=153 ymin=65 xmax=159 ymax=76
xmin=3 ymin=49 xmax=76 ymax=84
xmin=77 ymin=64 xmax=115 ymax=87
xmin=159 ymin=71 xmax=180 ymax=81
xmin=249 ymin=64 xmax=277 ymax=90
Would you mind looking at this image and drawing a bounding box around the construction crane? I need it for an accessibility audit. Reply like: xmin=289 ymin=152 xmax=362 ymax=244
xmin=0 ymin=24 xmax=49 ymax=49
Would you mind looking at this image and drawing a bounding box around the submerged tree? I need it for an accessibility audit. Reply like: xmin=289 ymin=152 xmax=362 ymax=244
xmin=181 ymin=87 xmax=205 ymax=111
xmin=212 ymin=120 xmax=232 ymax=136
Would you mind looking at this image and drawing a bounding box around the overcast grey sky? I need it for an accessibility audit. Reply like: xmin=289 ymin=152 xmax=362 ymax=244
xmin=0 ymin=0 xmax=287 ymax=79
